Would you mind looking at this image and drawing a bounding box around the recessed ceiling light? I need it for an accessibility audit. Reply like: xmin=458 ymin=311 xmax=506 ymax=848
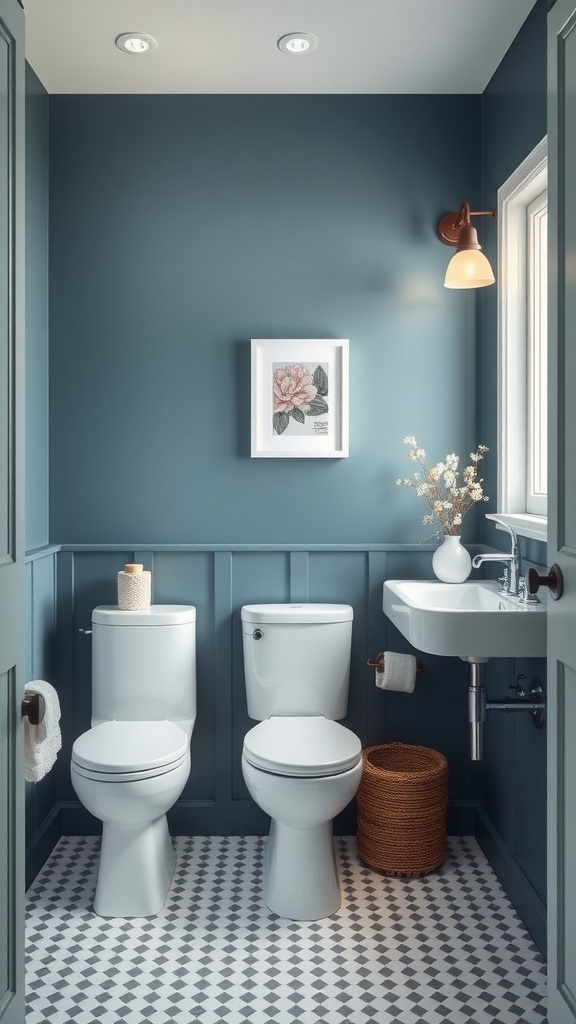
xmin=277 ymin=33 xmax=319 ymax=55
xmin=115 ymin=33 xmax=158 ymax=55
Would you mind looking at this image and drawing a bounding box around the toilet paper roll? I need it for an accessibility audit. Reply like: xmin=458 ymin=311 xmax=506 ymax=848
xmin=117 ymin=568 xmax=151 ymax=610
xmin=375 ymin=651 xmax=417 ymax=693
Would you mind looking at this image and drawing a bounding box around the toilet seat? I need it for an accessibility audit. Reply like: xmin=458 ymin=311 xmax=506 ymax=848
xmin=71 ymin=721 xmax=189 ymax=782
xmin=243 ymin=716 xmax=361 ymax=778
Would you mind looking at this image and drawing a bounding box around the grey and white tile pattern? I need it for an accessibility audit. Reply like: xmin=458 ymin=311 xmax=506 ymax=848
xmin=26 ymin=835 xmax=547 ymax=1024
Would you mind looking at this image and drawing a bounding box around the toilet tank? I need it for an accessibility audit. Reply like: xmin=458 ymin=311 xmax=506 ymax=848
xmin=241 ymin=603 xmax=353 ymax=721
xmin=91 ymin=605 xmax=196 ymax=731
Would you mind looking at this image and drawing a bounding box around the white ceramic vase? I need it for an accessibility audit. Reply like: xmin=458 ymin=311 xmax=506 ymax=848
xmin=432 ymin=534 xmax=472 ymax=583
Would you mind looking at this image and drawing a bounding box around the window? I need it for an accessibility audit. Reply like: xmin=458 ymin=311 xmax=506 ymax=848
xmin=526 ymin=190 xmax=547 ymax=515
xmin=496 ymin=137 xmax=548 ymax=542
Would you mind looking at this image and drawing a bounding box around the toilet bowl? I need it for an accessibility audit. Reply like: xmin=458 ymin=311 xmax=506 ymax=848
xmin=70 ymin=605 xmax=197 ymax=918
xmin=241 ymin=603 xmax=361 ymax=920
xmin=71 ymin=720 xmax=190 ymax=917
xmin=242 ymin=714 xmax=362 ymax=920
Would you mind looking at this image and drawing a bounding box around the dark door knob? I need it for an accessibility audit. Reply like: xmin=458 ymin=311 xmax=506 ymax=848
xmin=527 ymin=564 xmax=564 ymax=601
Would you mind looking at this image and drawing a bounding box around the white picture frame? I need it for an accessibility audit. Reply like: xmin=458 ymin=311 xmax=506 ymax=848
xmin=250 ymin=339 xmax=349 ymax=459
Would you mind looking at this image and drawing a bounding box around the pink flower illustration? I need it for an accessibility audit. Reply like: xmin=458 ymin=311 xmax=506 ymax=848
xmin=273 ymin=364 xmax=318 ymax=413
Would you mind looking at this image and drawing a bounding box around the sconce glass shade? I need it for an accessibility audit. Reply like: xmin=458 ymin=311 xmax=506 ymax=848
xmin=444 ymin=248 xmax=495 ymax=289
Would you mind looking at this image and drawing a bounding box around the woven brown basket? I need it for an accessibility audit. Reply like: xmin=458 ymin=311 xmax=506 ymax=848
xmin=356 ymin=743 xmax=448 ymax=877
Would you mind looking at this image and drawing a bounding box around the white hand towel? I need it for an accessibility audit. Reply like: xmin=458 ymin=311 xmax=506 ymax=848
xmin=375 ymin=652 xmax=417 ymax=693
xmin=23 ymin=680 xmax=62 ymax=783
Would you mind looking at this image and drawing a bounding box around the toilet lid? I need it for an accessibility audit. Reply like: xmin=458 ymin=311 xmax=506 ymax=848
xmin=71 ymin=721 xmax=189 ymax=774
xmin=243 ymin=717 xmax=362 ymax=777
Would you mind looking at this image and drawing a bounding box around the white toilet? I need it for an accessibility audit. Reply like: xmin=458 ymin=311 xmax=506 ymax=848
xmin=241 ymin=603 xmax=362 ymax=921
xmin=70 ymin=604 xmax=196 ymax=918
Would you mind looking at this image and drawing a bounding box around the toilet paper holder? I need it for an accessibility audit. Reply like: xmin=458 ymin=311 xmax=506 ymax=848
xmin=21 ymin=692 xmax=46 ymax=725
xmin=367 ymin=652 xmax=424 ymax=674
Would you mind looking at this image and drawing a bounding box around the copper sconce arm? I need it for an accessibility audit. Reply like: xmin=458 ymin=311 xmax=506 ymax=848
xmin=438 ymin=202 xmax=497 ymax=248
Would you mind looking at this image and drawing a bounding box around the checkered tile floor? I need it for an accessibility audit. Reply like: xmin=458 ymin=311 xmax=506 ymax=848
xmin=26 ymin=835 xmax=546 ymax=1024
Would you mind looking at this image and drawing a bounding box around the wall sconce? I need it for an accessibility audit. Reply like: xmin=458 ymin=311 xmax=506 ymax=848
xmin=438 ymin=202 xmax=497 ymax=289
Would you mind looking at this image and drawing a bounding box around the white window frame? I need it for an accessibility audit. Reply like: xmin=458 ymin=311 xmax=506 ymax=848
xmin=496 ymin=136 xmax=548 ymax=543
xmin=526 ymin=190 xmax=547 ymax=515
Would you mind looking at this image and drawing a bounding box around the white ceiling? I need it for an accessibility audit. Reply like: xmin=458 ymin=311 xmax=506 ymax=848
xmin=24 ymin=0 xmax=539 ymax=96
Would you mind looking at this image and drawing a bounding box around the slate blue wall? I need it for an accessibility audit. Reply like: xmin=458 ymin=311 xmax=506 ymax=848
xmin=478 ymin=0 xmax=548 ymax=955
xmin=24 ymin=64 xmax=59 ymax=885
xmin=25 ymin=64 xmax=49 ymax=553
xmin=48 ymin=95 xmax=482 ymax=546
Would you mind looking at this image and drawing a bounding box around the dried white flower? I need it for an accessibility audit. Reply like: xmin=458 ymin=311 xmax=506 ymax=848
xmin=396 ymin=437 xmax=489 ymax=540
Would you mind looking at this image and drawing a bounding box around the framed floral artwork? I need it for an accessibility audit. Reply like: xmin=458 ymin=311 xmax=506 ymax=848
xmin=251 ymin=339 xmax=349 ymax=458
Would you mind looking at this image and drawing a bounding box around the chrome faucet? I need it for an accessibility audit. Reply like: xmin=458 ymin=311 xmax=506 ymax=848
xmin=472 ymin=517 xmax=521 ymax=596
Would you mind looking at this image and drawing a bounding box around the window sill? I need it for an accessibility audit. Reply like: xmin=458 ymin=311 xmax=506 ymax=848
xmin=486 ymin=512 xmax=547 ymax=544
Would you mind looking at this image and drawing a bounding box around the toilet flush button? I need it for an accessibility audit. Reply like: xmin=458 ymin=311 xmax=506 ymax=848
xmin=253 ymin=628 xmax=263 ymax=640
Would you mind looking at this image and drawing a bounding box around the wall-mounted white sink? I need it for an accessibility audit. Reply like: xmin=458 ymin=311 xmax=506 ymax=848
xmin=383 ymin=580 xmax=546 ymax=660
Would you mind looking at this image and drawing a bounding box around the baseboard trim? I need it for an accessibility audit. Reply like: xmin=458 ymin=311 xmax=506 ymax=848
xmin=447 ymin=799 xmax=478 ymax=835
xmin=27 ymin=796 xmax=480 ymax=848
xmin=475 ymin=805 xmax=547 ymax=957
xmin=25 ymin=805 xmax=63 ymax=889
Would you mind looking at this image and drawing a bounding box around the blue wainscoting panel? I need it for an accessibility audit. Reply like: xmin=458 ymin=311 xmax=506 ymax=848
xmin=511 ymin=658 xmax=547 ymax=902
xmin=153 ymin=551 xmax=216 ymax=807
xmin=53 ymin=544 xmax=480 ymax=842
xmin=24 ymin=546 xmax=59 ymax=886
xmin=475 ymin=551 xmax=548 ymax=956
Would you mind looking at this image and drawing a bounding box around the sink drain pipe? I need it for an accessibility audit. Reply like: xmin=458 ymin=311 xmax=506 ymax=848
xmin=468 ymin=661 xmax=487 ymax=762
xmin=467 ymin=664 xmax=545 ymax=761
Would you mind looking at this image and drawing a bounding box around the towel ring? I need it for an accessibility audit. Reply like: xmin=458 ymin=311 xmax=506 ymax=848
xmin=21 ymin=692 xmax=46 ymax=726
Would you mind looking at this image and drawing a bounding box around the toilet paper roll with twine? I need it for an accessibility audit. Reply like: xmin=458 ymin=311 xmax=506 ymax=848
xmin=117 ymin=564 xmax=151 ymax=610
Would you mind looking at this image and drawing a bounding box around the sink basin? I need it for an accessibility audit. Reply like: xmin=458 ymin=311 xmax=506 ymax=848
xmin=383 ymin=580 xmax=546 ymax=659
